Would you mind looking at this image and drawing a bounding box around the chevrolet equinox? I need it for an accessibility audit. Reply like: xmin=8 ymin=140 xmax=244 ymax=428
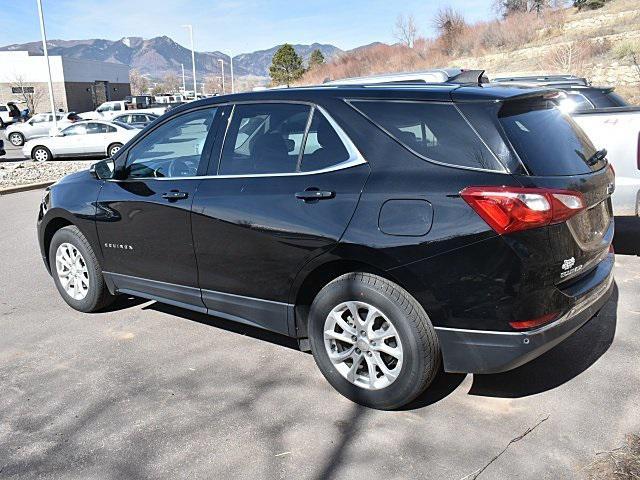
xmin=38 ymin=70 xmax=615 ymax=409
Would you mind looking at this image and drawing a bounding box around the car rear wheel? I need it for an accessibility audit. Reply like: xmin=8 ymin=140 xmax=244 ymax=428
xmin=308 ymin=272 xmax=441 ymax=410
xmin=49 ymin=226 xmax=116 ymax=313
xmin=32 ymin=146 xmax=51 ymax=162
xmin=9 ymin=132 xmax=24 ymax=146
xmin=108 ymin=143 xmax=123 ymax=157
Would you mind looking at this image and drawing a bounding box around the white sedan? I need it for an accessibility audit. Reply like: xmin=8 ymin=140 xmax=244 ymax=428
xmin=23 ymin=120 xmax=139 ymax=162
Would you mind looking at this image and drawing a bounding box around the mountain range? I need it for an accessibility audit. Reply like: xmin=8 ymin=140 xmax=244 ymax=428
xmin=0 ymin=36 xmax=344 ymax=81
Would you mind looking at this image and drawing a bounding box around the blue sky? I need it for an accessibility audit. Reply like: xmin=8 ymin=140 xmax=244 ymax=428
xmin=0 ymin=0 xmax=494 ymax=54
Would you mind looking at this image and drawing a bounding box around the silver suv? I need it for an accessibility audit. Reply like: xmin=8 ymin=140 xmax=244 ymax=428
xmin=4 ymin=112 xmax=80 ymax=146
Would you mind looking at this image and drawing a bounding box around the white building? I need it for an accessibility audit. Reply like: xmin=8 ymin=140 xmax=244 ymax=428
xmin=0 ymin=51 xmax=131 ymax=113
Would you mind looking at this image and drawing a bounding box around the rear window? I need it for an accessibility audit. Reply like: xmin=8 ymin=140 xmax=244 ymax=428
xmin=350 ymin=100 xmax=503 ymax=171
xmin=498 ymin=99 xmax=604 ymax=176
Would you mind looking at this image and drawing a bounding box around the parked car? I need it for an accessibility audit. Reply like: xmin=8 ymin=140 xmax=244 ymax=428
xmin=4 ymin=112 xmax=81 ymax=147
xmin=112 ymin=112 xmax=158 ymax=129
xmin=37 ymin=70 xmax=615 ymax=409
xmin=0 ymin=102 xmax=22 ymax=128
xmin=492 ymin=74 xmax=639 ymax=216
xmin=24 ymin=120 xmax=138 ymax=162
xmin=79 ymin=100 xmax=168 ymax=121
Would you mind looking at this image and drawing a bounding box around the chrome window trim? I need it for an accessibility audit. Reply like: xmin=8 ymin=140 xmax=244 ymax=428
xmin=110 ymin=102 xmax=366 ymax=182
xmin=346 ymin=98 xmax=510 ymax=175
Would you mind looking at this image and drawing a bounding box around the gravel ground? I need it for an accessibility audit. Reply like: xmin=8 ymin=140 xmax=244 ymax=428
xmin=0 ymin=160 xmax=96 ymax=188
xmin=1 ymin=141 xmax=96 ymax=188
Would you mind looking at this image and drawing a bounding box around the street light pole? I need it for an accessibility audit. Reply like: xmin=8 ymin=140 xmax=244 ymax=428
xmin=230 ymin=56 xmax=235 ymax=94
xmin=218 ymin=59 xmax=225 ymax=94
xmin=181 ymin=63 xmax=186 ymax=95
xmin=36 ymin=0 xmax=57 ymax=134
xmin=182 ymin=24 xmax=196 ymax=99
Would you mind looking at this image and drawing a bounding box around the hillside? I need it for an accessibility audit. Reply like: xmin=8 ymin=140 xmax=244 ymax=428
xmin=301 ymin=0 xmax=640 ymax=104
xmin=0 ymin=38 xmax=341 ymax=81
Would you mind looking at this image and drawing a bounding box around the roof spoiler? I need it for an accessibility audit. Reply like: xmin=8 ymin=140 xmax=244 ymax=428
xmin=322 ymin=68 xmax=488 ymax=86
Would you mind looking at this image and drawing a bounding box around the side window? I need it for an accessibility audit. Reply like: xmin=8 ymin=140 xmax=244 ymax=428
xmin=300 ymin=110 xmax=350 ymax=172
xmin=219 ymin=103 xmax=311 ymax=175
xmin=86 ymin=123 xmax=109 ymax=134
xmin=126 ymin=107 xmax=217 ymax=179
xmin=31 ymin=114 xmax=48 ymax=124
xmin=62 ymin=124 xmax=87 ymax=136
xmin=113 ymin=103 xmax=122 ymax=111
xmin=565 ymin=93 xmax=594 ymax=112
xmin=350 ymin=100 xmax=502 ymax=171
xmin=106 ymin=125 xmax=117 ymax=133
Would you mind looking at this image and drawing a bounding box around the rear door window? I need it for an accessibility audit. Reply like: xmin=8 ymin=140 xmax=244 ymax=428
xmin=498 ymin=98 xmax=603 ymax=175
xmin=350 ymin=100 xmax=503 ymax=171
xmin=300 ymin=109 xmax=350 ymax=172
xmin=219 ymin=103 xmax=311 ymax=175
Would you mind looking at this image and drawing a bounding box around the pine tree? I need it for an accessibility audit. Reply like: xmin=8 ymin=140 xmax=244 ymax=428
xmin=269 ymin=44 xmax=305 ymax=87
xmin=308 ymin=49 xmax=326 ymax=68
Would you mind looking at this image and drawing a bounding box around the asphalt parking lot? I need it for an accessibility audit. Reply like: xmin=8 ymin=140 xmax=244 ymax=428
xmin=0 ymin=189 xmax=639 ymax=480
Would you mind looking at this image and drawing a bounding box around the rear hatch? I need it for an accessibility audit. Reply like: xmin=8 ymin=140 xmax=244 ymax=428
xmin=496 ymin=96 xmax=614 ymax=285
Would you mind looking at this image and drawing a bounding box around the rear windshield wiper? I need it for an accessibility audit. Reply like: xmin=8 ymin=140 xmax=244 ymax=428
xmin=586 ymin=148 xmax=607 ymax=166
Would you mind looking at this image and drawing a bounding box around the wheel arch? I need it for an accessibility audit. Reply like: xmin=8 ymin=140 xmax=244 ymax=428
xmin=290 ymin=255 xmax=411 ymax=340
xmin=41 ymin=216 xmax=74 ymax=273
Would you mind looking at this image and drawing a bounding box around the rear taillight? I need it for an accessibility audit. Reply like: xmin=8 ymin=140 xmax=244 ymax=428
xmin=460 ymin=186 xmax=585 ymax=235
xmin=510 ymin=312 xmax=558 ymax=330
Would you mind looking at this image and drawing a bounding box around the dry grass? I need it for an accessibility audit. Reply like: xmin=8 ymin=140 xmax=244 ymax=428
xmin=583 ymin=434 xmax=640 ymax=479
xmin=298 ymin=0 xmax=640 ymax=93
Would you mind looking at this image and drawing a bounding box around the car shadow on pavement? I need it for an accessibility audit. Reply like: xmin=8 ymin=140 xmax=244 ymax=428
xmin=613 ymin=216 xmax=640 ymax=255
xmin=468 ymin=284 xmax=618 ymax=399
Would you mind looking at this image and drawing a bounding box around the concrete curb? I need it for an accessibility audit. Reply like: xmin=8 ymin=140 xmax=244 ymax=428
xmin=0 ymin=181 xmax=54 ymax=195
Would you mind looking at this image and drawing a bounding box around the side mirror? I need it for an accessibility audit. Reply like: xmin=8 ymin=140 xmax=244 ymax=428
xmin=90 ymin=159 xmax=115 ymax=180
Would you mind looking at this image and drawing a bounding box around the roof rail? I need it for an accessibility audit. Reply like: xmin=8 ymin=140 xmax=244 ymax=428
xmin=491 ymin=74 xmax=589 ymax=86
xmin=322 ymin=69 xmax=488 ymax=86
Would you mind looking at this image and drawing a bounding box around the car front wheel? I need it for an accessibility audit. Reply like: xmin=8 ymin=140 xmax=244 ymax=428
xmin=308 ymin=272 xmax=441 ymax=410
xmin=49 ymin=226 xmax=116 ymax=312
xmin=107 ymin=143 xmax=123 ymax=157
xmin=9 ymin=132 xmax=24 ymax=146
xmin=32 ymin=146 xmax=52 ymax=162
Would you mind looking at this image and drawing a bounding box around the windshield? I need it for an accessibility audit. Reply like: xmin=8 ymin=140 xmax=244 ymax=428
xmin=498 ymin=98 xmax=605 ymax=176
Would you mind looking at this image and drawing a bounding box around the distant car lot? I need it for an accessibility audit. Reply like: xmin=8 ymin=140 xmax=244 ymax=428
xmin=0 ymin=188 xmax=639 ymax=479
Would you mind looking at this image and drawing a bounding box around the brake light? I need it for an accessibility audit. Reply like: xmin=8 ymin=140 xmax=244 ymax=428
xmin=460 ymin=186 xmax=585 ymax=234
xmin=510 ymin=312 xmax=558 ymax=330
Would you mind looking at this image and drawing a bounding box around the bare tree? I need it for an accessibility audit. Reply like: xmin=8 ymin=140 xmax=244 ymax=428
xmin=543 ymin=42 xmax=584 ymax=73
xmin=203 ymin=75 xmax=222 ymax=95
xmin=161 ymin=73 xmax=181 ymax=93
xmin=10 ymin=75 xmax=46 ymax=114
xmin=433 ymin=7 xmax=466 ymax=55
xmin=129 ymin=69 xmax=149 ymax=95
xmin=394 ymin=14 xmax=418 ymax=48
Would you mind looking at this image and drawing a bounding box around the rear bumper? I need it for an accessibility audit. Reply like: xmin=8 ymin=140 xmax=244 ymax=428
xmin=436 ymin=253 xmax=615 ymax=374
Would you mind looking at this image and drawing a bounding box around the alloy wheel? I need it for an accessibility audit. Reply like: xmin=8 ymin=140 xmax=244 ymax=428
xmin=109 ymin=144 xmax=122 ymax=156
xmin=324 ymin=301 xmax=403 ymax=390
xmin=55 ymin=242 xmax=90 ymax=300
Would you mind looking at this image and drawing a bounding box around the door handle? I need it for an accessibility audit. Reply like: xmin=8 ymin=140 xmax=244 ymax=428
xmin=162 ymin=191 xmax=189 ymax=200
xmin=295 ymin=190 xmax=335 ymax=201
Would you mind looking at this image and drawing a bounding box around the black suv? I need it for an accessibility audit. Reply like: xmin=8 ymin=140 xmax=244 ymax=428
xmin=38 ymin=71 xmax=615 ymax=409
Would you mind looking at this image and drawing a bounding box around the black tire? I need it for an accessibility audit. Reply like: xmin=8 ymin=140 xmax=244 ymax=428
xmin=49 ymin=225 xmax=116 ymax=313
xmin=107 ymin=142 xmax=123 ymax=157
xmin=9 ymin=132 xmax=24 ymax=147
xmin=308 ymin=272 xmax=441 ymax=410
xmin=32 ymin=145 xmax=52 ymax=162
